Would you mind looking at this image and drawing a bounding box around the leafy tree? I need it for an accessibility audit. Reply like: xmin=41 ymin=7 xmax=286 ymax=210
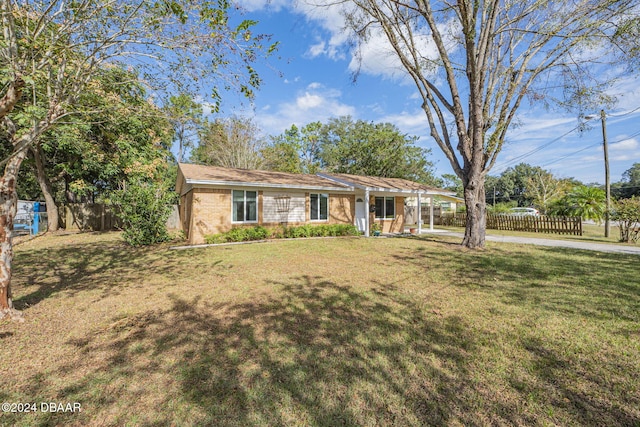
xmin=549 ymin=185 xmax=606 ymax=222
xmin=0 ymin=0 xmax=277 ymax=319
xmin=612 ymin=163 xmax=640 ymax=199
xmin=21 ymin=66 xmax=173 ymax=231
xmin=610 ymin=197 xmax=640 ymax=243
xmin=261 ymin=140 xmax=302 ymax=174
xmin=263 ymin=117 xmax=438 ymax=185
xmin=341 ymin=0 xmax=632 ymax=248
xmin=526 ymin=171 xmax=572 ymax=215
xmin=192 ymin=117 xmax=264 ymax=169
xmin=318 ymin=117 xmax=438 ymax=184
xmin=440 ymin=174 xmax=463 ymax=198
xmin=166 ymin=94 xmax=203 ymax=163
xmin=263 ymin=123 xmax=323 ymax=174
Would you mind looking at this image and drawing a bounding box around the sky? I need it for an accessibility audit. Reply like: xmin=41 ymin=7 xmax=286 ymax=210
xmin=216 ymin=1 xmax=640 ymax=185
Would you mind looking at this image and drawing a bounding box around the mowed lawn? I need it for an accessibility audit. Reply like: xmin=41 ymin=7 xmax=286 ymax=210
xmin=1 ymin=232 xmax=639 ymax=426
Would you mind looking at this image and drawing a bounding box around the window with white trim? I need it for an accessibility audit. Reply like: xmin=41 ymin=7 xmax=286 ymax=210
xmin=374 ymin=196 xmax=395 ymax=219
xmin=232 ymin=190 xmax=257 ymax=222
xmin=310 ymin=193 xmax=328 ymax=220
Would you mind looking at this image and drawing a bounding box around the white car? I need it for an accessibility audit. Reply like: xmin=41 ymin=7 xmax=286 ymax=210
xmin=509 ymin=207 xmax=540 ymax=216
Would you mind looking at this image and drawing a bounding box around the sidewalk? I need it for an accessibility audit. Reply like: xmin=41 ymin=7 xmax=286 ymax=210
xmin=421 ymin=230 xmax=640 ymax=256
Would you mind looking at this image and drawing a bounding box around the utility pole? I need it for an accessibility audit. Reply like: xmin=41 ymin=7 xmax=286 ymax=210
xmin=600 ymin=109 xmax=610 ymax=238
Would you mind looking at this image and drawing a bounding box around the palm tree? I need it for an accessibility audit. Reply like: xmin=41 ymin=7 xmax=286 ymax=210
xmin=560 ymin=186 xmax=606 ymax=222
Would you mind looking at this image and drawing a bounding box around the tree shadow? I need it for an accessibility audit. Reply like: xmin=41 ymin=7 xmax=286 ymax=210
xmin=0 ymin=276 xmax=510 ymax=426
xmin=391 ymin=243 xmax=640 ymax=322
xmin=12 ymin=237 xmax=193 ymax=309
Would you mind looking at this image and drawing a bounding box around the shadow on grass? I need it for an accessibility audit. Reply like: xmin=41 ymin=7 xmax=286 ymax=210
xmin=4 ymin=272 xmax=639 ymax=426
xmin=393 ymin=243 xmax=640 ymax=322
xmin=4 ymin=237 xmax=639 ymax=426
xmin=0 ymin=276 xmax=518 ymax=426
xmin=12 ymin=237 xmax=191 ymax=309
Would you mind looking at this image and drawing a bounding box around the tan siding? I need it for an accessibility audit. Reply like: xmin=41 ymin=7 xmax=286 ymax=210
xmin=263 ymin=191 xmax=306 ymax=223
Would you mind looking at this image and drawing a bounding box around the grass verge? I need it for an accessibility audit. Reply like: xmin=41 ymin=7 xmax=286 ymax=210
xmin=1 ymin=231 xmax=638 ymax=426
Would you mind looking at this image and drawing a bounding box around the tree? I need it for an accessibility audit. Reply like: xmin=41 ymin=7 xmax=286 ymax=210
xmin=526 ymin=171 xmax=572 ymax=215
xmin=29 ymin=66 xmax=174 ymax=232
xmin=550 ymin=185 xmax=606 ymax=222
xmin=166 ymin=94 xmax=203 ymax=163
xmin=342 ymin=0 xmax=632 ymax=248
xmin=263 ymin=123 xmax=324 ymax=174
xmin=440 ymin=174 xmax=463 ymax=198
xmin=610 ymin=197 xmax=640 ymax=243
xmin=0 ymin=0 xmax=277 ymax=319
xmin=192 ymin=117 xmax=265 ymax=169
xmin=612 ymin=163 xmax=640 ymax=199
xmin=319 ymin=116 xmax=438 ymax=184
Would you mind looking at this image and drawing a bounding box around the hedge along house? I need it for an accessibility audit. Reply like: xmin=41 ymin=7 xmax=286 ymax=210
xmin=177 ymin=163 xmax=455 ymax=244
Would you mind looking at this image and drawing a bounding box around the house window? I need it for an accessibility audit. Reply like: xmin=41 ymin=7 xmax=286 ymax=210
xmin=310 ymin=193 xmax=328 ymax=220
xmin=232 ymin=190 xmax=257 ymax=222
xmin=375 ymin=196 xmax=395 ymax=219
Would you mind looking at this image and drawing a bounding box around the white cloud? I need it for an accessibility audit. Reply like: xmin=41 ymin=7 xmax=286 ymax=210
xmin=249 ymin=83 xmax=356 ymax=136
xmin=236 ymin=0 xmax=289 ymax=12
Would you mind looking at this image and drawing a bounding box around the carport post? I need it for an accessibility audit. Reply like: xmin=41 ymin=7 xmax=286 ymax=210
xmin=429 ymin=196 xmax=434 ymax=231
xmin=417 ymin=193 xmax=422 ymax=234
xmin=364 ymin=189 xmax=370 ymax=237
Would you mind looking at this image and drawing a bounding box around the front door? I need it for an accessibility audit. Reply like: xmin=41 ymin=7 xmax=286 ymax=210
xmin=355 ymin=198 xmax=366 ymax=232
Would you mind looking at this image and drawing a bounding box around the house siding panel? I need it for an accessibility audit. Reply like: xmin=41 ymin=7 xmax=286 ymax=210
xmin=262 ymin=191 xmax=306 ymax=224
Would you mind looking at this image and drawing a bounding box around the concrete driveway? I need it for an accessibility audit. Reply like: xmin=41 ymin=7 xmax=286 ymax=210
xmin=421 ymin=230 xmax=640 ymax=256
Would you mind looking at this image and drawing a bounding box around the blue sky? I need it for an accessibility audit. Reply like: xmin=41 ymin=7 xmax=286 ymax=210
xmin=218 ymin=1 xmax=640 ymax=184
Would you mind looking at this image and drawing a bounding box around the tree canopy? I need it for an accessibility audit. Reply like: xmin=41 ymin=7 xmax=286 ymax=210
xmin=262 ymin=116 xmax=439 ymax=185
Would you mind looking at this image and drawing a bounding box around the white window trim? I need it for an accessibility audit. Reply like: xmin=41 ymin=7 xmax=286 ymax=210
xmin=310 ymin=193 xmax=329 ymax=222
xmin=231 ymin=190 xmax=258 ymax=224
xmin=375 ymin=196 xmax=396 ymax=220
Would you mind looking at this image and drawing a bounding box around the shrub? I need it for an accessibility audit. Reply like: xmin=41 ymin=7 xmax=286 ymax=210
xmin=110 ymin=179 xmax=175 ymax=246
xmin=204 ymin=224 xmax=360 ymax=244
xmin=610 ymin=197 xmax=640 ymax=243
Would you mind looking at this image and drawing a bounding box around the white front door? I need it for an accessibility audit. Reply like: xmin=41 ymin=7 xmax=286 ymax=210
xmin=355 ymin=198 xmax=366 ymax=232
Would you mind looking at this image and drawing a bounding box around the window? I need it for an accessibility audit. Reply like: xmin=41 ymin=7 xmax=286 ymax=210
xmin=375 ymin=196 xmax=395 ymax=219
xmin=232 ymin=190 xmax=257 ymax=222
xmin=310 ymin=193 xmax=328 ymax=220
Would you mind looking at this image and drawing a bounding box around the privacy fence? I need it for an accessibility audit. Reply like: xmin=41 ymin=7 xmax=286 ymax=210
xmin=441 ymin=213 xmax=583 ymax=236
xmin=61 ymin=204 xmax=180 ymax=232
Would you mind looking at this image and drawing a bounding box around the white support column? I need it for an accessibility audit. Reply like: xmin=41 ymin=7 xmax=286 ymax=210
xmin=417 ymin=193 xmax=422 ymax=234
xmin=429 ymin=196 xmax=434 ymax=231
xmin=364 ymin=189 xmax=370 ymax=237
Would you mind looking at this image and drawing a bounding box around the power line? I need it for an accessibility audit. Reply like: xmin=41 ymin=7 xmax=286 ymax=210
xmin=493 ymin=123 xmax=584 ymax=172
xmin=540 ymin=128 xmax=640 ymax=168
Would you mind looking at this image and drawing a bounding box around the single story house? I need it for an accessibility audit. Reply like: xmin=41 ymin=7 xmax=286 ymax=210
xmin=176 ymin=163 xmax=455 ymax=244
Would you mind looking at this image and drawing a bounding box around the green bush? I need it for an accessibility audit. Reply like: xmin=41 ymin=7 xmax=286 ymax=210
xmin=110 ymin=179 xmax=175 ymax=246
xmin=610 ymin=197 xmax=640 ymax=243
xmin=204 ymin=224 xmax=360 ymax=244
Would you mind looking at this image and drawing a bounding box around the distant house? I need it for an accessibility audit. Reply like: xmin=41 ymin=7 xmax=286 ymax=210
xmin=176 ymin=163 xmax=454 ymax=244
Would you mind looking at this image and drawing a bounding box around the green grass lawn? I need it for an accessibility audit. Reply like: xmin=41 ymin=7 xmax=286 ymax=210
xmin=1 ymin=232 xmax=639 ymax=426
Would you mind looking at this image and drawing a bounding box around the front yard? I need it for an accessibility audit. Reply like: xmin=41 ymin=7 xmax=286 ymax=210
xmin=1 ymin=232 xmax=638 ymax=426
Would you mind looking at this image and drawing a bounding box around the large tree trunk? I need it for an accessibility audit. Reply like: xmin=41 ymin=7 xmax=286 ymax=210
xmin=31 ymin=144 xmax=60 ymax=231
xmin=0 ymin=149 xmax=27 ymax=320
xmin=462 ymin=175 xmax=487 ymax=249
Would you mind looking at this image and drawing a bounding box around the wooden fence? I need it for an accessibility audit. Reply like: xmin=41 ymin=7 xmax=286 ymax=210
xmin=62 ymin=204 xmax=180 ymax=231
xmin=441 ymin=213 xmax=583 ymax=236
